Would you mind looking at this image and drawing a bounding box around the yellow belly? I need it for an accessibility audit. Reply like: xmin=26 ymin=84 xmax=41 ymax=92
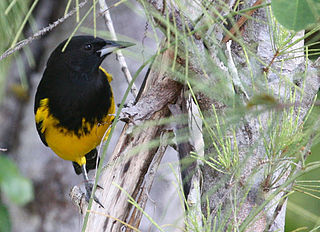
xmin=35 ymin=67 xmax=115 ymax=166
xmin=45 ymin=112 xmax=114 ymax=165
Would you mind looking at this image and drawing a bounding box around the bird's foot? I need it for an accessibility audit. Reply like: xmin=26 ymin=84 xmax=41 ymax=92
xmin=84 ymin=181 xmax=104 ymax=208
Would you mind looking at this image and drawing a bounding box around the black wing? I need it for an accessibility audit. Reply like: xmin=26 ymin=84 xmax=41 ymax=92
xmin=34 ymin=77 xmax=48 ymax=147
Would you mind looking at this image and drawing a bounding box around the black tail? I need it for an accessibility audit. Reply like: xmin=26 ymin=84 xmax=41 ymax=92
xmin=72 ymin=148 xmax=100 ymax=175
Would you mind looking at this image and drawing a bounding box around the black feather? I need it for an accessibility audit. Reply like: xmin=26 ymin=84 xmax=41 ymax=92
xmin=34 ymin=36 xmax=112 ymax=140
xmin=72 ymin=148 xmax=100 ymax=175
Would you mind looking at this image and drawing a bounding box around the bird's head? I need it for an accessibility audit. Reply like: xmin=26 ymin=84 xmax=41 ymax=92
xmin=47 ymin=35 xmax=134 ymax=74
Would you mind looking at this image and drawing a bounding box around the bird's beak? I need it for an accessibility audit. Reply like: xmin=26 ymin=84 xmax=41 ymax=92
xmin=98 ymin=40 xmax=135 ymax=57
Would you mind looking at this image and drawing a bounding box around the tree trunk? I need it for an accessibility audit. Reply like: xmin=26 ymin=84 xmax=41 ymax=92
xmin=198 ymin=4 xmax=320 ymax=232
xmin=82 ymin=47 xmax=183 ymax=231
xmin=76 ymin=0 xmax=320 ymax=231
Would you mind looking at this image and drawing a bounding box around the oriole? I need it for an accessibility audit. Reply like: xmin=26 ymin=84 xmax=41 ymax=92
xmin=34 ymin=35 xmax=133 ymax=206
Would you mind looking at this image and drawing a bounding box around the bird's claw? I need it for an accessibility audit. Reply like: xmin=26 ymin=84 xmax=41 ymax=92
xmin=84 ymin=181 xmax=104 ymax=208
xmin=97 ymin=184 xmax=104 ymax=190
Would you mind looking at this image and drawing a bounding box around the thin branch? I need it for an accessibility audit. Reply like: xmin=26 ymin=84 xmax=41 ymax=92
xmin=69 ymin=186 xmax=87 ymax=215
xmin=98 ymin=0 xmax=138 ymax=98
xmin=0 ymin=0 xmax=88 ymax=61
xmin=222 ymin=0 xmax=263 ymax=43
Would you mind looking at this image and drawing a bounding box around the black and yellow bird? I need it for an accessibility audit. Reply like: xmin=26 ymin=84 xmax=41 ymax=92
xmin=34 ymin=35 xmax=133 ymax=206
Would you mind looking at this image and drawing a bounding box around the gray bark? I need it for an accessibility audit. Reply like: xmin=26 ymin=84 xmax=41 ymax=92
xmin=195 ymin=1 xmax=320 ymax=232
xmin=84 ymin=0 xmax=320 ymax=231
xmin=82 ymin=48 xmax=183 ymax=231
xmin=66 ymin=0 xmax=320 ymax=231
xmin=5 ymin=0 xmax=317 ymax=231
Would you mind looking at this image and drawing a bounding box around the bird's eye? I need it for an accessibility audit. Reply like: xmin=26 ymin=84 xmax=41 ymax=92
xmin=84 ymin=43 xmax=92 ymax=51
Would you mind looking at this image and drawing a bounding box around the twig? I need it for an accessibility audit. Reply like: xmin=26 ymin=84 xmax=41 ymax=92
xmin=222 ymin=0 xmax=263 ymax=43
xmin=263 ymin=49 xmax=280 ymax=73
xmin=69 ymin=186 xmax=87 ymax=214
xmin=98 ymin=0 xmax=138 ymax=98
xmin=0 ymin=0 xmax=88 ymax=62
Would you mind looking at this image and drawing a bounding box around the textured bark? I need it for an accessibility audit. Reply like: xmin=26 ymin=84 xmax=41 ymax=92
xmin=4 ymin=1 xmax=163 ymax=232
xmin=135 ymin=0 xmax=320 ymax=231
xmin=69 ymin=0 xmax=320 ymax=231
xmin=197 ymin=1 xmax=320 ymax=231
xmin=82 ymin=48 xmax=183 ymax=231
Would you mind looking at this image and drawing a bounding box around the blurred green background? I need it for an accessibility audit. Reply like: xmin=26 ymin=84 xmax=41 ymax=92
xmin=285 ymin=97 xmax=320 ymax=231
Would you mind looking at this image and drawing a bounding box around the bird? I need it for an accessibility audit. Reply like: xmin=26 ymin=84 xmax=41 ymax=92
xmin=34 ymin=35 xmax=133 ymax=206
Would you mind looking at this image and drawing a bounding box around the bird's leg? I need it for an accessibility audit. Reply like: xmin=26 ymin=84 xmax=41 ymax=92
xmin=81 ymin=164 xmax=104 ymax=208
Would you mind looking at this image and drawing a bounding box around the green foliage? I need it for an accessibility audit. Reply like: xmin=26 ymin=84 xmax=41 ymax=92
xmin=134 ymin=0 xmax=320 ymax=230
xmin=0 ymin=155 xmax=33 ymax=205
xmin=271 ymin=0 xmax=320 ymax=31
xmin=1 ymin=0 xmax=320 ymax=231
xmin=40 ymin=0 xmax=320 ymax=230
xmin=0 ymin=0 xmax=34 ymax=101
xmin=0 ymin=155 xmax=33 ymax=232
xmin=285 ymin=97 xmax=320 ymax=231
xmin=192 ymin=104 xmax=239 ymax=173
xmin=0 ymin=203 xmax=11 ymax=232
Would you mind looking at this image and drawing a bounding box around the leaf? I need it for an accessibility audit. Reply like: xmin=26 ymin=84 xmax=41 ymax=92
xmin=1 ymin=176 xmax=34 ymax=206
xmin=0 ymin=156 xmax=34 ymax=205
xmin=0 ymin=156 xmax=19 ymax=181
xmin=0 ymin=203 xmax=11 ymax=232
xmin=271 ymin=0 xmax=320 ymax=31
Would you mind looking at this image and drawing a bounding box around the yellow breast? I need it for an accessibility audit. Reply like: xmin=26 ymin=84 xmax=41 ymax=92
xmin=35 ymin=67 xmax=115 ymax=166
xmin=36 ymin=97 xmax=115 ymax=166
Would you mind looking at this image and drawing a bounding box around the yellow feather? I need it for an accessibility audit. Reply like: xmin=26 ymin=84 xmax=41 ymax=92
xmin=99 ymin=66 xmax=112 ymax=82
xmin=35 ymin=71 xmax=115 ymax=166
